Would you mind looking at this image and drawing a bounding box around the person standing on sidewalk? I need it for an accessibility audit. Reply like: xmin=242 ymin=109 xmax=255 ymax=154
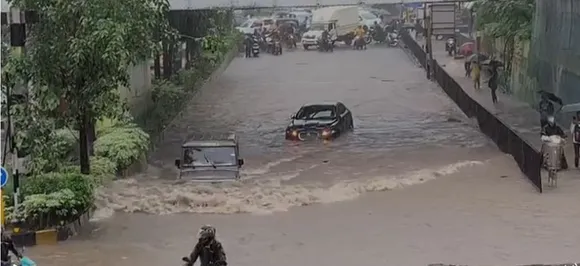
xmin=488 ymin=65 xmax=498 ymax=103
xmin=570 ymin=112 xmax=580 ymax=168
xmin=471 ymin=61 xmax=481 ymax=90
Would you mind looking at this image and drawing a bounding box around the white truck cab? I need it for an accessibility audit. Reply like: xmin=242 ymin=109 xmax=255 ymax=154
xmin=301 ymin=6 xmax=359 ymax=49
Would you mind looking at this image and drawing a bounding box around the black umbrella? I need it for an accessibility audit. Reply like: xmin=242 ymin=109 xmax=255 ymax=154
xmin=467 ymin=53 xmax=488 ymax=63
xmin=537 ymin=90 xmax=563 ymax=106
xmin=481 ymin=59 xmax=504 ymax=67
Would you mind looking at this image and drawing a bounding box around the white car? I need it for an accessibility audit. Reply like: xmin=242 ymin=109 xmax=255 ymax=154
xmin=236 ymin=18 xmax=275 ymax=34
xmin=359 ymin=9 xmax=381 ymax=30
xmin=236 ymin=18 xmax=262 ymax=34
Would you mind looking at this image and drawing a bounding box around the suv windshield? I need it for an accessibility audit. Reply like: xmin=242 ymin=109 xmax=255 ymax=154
xmin=360 ymin=12 xmax=377 ymax=20
xmin=183 ymin=146 xmax=237 ymax=167
xmin=295 ymin=105 xmax=336 ymax=120
xmin=309 ymin=23 xmax=327 ymax=31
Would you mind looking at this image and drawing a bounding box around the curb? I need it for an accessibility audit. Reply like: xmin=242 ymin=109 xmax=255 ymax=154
xmin=11 ymin=209 xmax=93 ymax=247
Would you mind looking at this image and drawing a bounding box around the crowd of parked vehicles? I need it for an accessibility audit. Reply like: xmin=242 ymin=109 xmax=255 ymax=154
xmin=239 ymin=5 xmax=403 ymax=56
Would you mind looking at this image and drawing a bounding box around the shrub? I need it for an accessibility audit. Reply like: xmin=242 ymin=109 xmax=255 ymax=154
xmin=15 ymin=172 xmax=95 ymax=229
xmin=21 ymin=172 xmax=95 ymax=210
xmin=61 ymin=156 xmax=116 ymax=185
xmin=7 ymin=189 xmax=81 ymax=230
xmin=94 ymin=125 xmax=149 ymax=171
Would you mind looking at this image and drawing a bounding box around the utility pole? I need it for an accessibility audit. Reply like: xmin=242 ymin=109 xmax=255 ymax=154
xmin=1 ymin=7 xmax=37 ymax=214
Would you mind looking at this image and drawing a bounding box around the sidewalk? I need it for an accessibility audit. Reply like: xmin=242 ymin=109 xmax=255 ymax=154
xmin=417 ymin=38 xmax=579 ymax=181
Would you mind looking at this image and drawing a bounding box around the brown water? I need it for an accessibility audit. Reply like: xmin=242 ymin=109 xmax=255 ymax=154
xmin=27 ymin=45 xmax=580 ymax=265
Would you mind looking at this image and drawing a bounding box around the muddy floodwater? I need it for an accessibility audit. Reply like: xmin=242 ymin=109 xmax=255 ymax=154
xmin=28 ymin=45 xmax=580 ymax=265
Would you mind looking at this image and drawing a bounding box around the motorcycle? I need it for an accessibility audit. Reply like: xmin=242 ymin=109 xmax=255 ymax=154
xmin=272 ymin=39 xmax=283 ymax=55
xmin=541 ymin=135 xmax=565 ymax=187
xmin=371 ymin=28 xmax=386 ymax=43
xmin=3 ymin=247 xmax=36 ymax=266
xmin=445 ymin=37 xmax=456 ymax=56
xmin=251 ymin=36 xmax=260 ymax=57
xmin=317 ymin=37 xmax=333 ymax=52
xmin=285 ymin=34 xmax=297 ymax=48
xmin=387 ymin=32 xmax=399 ymax=47
xmin=364 ymin=30 xmax=373 ymax=45
xmin=353 ymin=36 xmax=366 ymax=50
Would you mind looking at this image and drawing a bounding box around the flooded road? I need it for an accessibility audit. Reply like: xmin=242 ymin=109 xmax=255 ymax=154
xmin=94 ymin=45 xmax=496 ymax=214
xmin=25 ymin=45 xmax=538 ymax=265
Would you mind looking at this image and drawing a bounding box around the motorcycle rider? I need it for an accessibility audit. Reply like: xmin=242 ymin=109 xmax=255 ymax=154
xmin=186 ymin=225 xmax=227 ymax=266
xmin=541 ymin=116 xmax=569 ymax=170
xmin=1 ymin=226 xmax=22 ymax=266
xmin=372 ymin=21 xmax=385 ymax=43
xmin=354 ymin=25 xmax=366 ymax=49
xmin=320 ymin=29 xmax=330 ymax=50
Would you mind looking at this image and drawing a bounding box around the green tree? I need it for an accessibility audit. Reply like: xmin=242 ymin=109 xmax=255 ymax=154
xmin=475 ymin=0 xmax=536 ymax=40
xmin=8 ymin=0 xmax=176 ymax=174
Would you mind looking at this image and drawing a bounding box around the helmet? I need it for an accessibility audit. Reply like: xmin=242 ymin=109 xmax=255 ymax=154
xmin=547 ymin=116 xmax=555 ymax=125
xmin=197 ymin=225 xmax=216 ymax=240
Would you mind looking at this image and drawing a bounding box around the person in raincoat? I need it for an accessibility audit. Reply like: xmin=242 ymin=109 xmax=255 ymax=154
xmin=471 ymin=61 xmax=481 ymax=90
xmin=353 ymin=25 xmax=366 ymax=49
xmin=185 ymin=225 xmax=227 ymax=266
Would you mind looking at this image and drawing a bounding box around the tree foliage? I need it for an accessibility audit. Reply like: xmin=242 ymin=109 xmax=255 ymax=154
xmin=7 ymin=0 xmax=176 ymax=173
xmin=475 ymin=0 xmax=536 ymax=40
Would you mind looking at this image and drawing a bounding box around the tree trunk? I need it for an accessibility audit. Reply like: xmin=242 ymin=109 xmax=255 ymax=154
xmin=79 ymin=111 xmax=90 ymax=174
xmin=162 ymin=41 xmax=171 ymax=80
xmin=154 ymin=52 xmax=161 ymax=79
xmin=185 ymin=40 xmax=191 ymax=69
xmin=88 ymin=119 xmax=96 ymax=156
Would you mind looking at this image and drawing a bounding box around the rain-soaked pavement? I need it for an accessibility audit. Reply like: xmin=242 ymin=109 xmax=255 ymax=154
xmin=27 ymin=45 xmax=515 ymax=265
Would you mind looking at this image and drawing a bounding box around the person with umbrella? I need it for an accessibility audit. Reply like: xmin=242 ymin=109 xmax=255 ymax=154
xmin=485 ymin=60 xmax=503 ymax=104
xmin=538 ymin=91 xmax=562 ymax=128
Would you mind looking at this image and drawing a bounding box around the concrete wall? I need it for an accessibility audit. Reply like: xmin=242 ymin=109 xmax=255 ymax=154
xmin=119 ymin=61 xmax=153 ymax=117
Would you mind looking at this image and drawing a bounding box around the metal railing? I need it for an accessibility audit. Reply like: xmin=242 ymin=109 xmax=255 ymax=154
xmin=400 ymin=30 xmax=543 ymax=192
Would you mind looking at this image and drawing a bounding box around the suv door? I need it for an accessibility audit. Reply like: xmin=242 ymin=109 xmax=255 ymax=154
xmin=336 ymin=103 xmax=347 ymax=130
xmin=337 ymin=103 xmax=352 ymax=129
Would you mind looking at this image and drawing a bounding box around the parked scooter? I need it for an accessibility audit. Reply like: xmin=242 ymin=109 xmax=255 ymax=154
xmin=445 ymin=37 xmax=456 ymax=56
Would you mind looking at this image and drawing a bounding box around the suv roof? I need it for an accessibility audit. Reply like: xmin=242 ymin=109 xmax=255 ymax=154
xmin=182 ymin=133 xmax=238 ymax=148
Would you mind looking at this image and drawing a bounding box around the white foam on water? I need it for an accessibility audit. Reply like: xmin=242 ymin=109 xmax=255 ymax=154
xmin=241 ymin=156 xmax=302 ymax=176
xmin=93 ymin=160 xmax=482 ymax=216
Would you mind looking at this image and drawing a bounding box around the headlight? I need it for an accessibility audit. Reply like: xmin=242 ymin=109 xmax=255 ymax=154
xmin=321 ymin=129 xmax=331 ymax=136
xmin=291 ymin=130 xmax=298 ymax=137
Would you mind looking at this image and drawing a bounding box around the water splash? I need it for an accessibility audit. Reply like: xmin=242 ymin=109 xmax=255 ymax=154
xmin=94 ymin=160 xmax=482 ymax=216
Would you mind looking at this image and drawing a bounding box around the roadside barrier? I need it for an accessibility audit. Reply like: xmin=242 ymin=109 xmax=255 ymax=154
xmin=400 ymin=30 xmax=543 ymax=193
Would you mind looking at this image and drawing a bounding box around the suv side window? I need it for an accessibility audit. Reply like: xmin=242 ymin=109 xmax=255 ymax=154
xmin=336 ymin=103 xmax=346 ymax=114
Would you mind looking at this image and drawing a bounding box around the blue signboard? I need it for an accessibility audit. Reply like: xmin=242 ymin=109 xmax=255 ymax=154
xmin=403 ymin=2 xmax=423 ymax=9
xmin=0 ymin=167 xmax=8 ymax=188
